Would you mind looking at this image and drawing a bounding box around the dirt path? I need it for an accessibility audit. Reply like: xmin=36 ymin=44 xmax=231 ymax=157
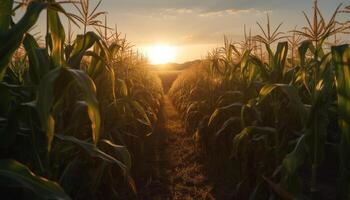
xmin=138 ymin=96 xmax=215 ymax=200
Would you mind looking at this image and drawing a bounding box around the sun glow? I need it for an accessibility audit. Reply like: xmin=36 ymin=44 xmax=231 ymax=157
xmin=145 ymin=45 xmax=177 ymax=65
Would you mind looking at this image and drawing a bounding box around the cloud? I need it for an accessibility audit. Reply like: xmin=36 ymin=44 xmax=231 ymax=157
xmin=164 ymin=8 xmax=194 ymax=14
xmin=145 ymin=6 xmax=264 ymax=19
xmin=100 ymin=0 xmax=270 ymax=12
xmin=101 ymin=0 xmax=341 ymax=14
xmin=199 ymin=8 xmax=263 ymax=17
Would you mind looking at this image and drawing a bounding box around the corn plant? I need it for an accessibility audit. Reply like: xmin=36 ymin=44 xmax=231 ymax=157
xmin=288 ymin=27 xmax=303 ymax=66
xmin=332 ymin=44 xmax=350 ymax=199
xmin=71 ymin=0 xmax=106 ymax=34
xmin=254 ymin=13 xmax=285 ymax=46
xmin=169 ymin=1 xmax=350 ymax=199
xmin=0 ymin=0 xmax=163 ymax=199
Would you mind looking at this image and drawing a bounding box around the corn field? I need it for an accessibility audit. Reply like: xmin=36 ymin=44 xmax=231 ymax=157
xmin=169 ymin=2 xmax=350 ymax=199
xmin=0 ymin=0 xmax=163 ymax=199
xmin=1 ymin=0 xmax=350 ymax=199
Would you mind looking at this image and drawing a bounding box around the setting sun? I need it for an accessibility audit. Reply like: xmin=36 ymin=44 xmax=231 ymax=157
xmin=144 ymin=45 xmax=177 ymax=64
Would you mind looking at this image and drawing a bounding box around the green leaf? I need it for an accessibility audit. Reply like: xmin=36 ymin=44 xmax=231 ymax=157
xmin=55 ymin=134 xmax=127 ymax=173
xmin=250 ymin=56 xmax=270 ymax=81
xmin=273 ymin=42 xmax=288 ymax=80
xmin=208 ymin=103 xmax=243 ymax=128
xmin=298 ymin=40 xmax=315 ymax=67
xmin=305 ymin=53 xmax=333 ymax=166
xmin=261 ymin=42 xmax=289 ymax=82
xmin=281 ymin=135 xmax=307 ymax=195
xmin=65 ymin=68 xmax=101 ymax=143
xmin=0 ymin=159 xmax=70 ymax=200
xmin=266 ymin=43 xmax=275 ymax=67
xmin=87 ymin=43 xmax=108 ymax=78
xmin=36 ymin=68 xmax=61 ymax=152
xmin=0 ymin=1 xmax=46 ymax=81
xmin=100 ymin=139 xmax=132 ymax=170
xmin=332 ymin=44 xmax=350 ymax=199
xmin=0 ymin=83 xmax=12 ymax=114
xmin=130 ymin=100 xmax=151 ymax=127
xmin=85 ymin=50 xmax=108 ymax=78
xmin=215 ymin=117 xmax=241 ymax=138
xmin=0 ymin=100 xmax=18 ymax=148
xmin=274 ymin=42 xmax=288 ymax=69
xmin=232 ymin=126 xmax=276 ymax=158
xmin=48 ymin=5 xmax=66 ymax=67
xmin=108 ymin=42 xmax=121 ymax=56
xmin=23 ymin=34 xmax=52 ymax=84
xmin=240 ymin=50 xmax=251 ymax=74
xmin=281 ymin=52 xmax=333 ymax=195
xmin=68 ymin=32 xmax=108 ymax=68
xmin=0 ymin=0 xmax=13 ymax=32
xmin=36 ymin=68 xmax=101 ymax=151
xmin=258 ymin=84 xmax=307 ymax=126
xmin=115 ymin=79 xmax=128 ymax=97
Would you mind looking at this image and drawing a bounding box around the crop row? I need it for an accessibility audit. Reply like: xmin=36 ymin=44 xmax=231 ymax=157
xmin=169 ymin=1 xmax=350 ymax=199
xmin=0 ymin=0 xmax=163 ymax=199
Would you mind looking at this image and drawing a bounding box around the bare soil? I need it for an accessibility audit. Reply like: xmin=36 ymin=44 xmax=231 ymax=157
xmin=137 ymin=96 xmax=217 ymax=200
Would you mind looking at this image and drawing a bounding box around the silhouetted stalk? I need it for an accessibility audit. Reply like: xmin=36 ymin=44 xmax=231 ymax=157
xmin=311 ymin=1 xmax=319 ymax=197
xmin=260 ymin=42 xmax=263 ymax=61
xmin=46 ymin=10 xmax=50 ymax=51
xmin=288 ymin=28 xmax=302 ymax=66
xmin=104 ymin=14 xmax=107 ymax=41
xmin=67 ymin=20 xmax=72 ymax=45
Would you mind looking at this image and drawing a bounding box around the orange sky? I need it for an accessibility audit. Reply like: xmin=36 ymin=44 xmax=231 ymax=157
xmin=19 ymin=0 xmax=348 ymax=63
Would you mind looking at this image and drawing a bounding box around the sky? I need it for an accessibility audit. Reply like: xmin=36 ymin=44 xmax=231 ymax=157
xmin=23 ymin=0 xmax=350 ymax=63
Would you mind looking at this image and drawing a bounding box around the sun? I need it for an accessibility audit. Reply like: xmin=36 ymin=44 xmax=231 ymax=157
xmin=145 ymin=45 xmax=177 ymax=65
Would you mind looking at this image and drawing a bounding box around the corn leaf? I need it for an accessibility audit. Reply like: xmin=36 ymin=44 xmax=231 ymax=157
xmin=65 ymin=68 xmax=101 ymax=143
xmin=0 ymin=159 xmax=70 ymax=200
xmin=100 ymin=139 xmax=132 ymax=170
xmin=48 ymin=3 xmax=66 ymax=67
xmin=0 ymin=1 xmax=46 ymax=80
xmin=23 ymin=34 xmax=52 ymax=84
xmin=115 ymin=79 xmax=128 ymax=97
xmin=0 ymin=0 xmax=13 ymax=32
xmin=208 ymin=103 xmax=243 ymax=128
xmin=36 ymin=67 xmax=101 ymax=151
xmin=232 ymin=126 xmax=276 ymax=158
xmin=36 ymin=68 xmax=60 ymax=152
xmin=332 ymin=44 xmax=350 ymax=199
xmin=281 ymin=135 xmax=307 ymax=196
xmin=55 ymin=134 xmax=127 ymax=173
xmin=258 ymin=84 xmax=307 ymax=126
xmin=298 ymin=40 xmax=314 ymax=67
xmin=68 ymin=31 xmax=108 ymax=68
